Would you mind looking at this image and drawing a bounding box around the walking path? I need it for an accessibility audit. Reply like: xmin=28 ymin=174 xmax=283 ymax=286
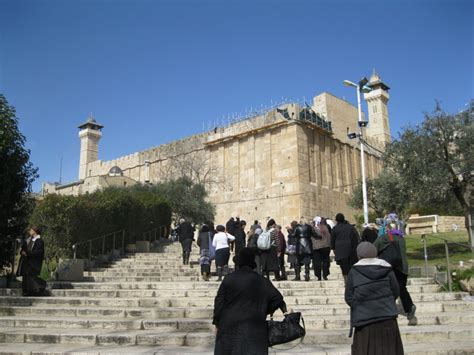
xmin=0 ymin=240 xmax=473 ymax=354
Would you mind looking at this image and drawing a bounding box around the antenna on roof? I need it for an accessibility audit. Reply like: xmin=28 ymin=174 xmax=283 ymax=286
xmin=59 ymin=156 xmax=63 ymax=184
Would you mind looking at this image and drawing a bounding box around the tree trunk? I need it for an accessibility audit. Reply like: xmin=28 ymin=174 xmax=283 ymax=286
xmin=465 ymin=207 xmax=474 ymax=251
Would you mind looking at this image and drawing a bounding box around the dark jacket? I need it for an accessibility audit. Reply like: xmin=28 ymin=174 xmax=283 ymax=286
xmin=345 ymin=258 xmax=400 ymax=330
xmin=23 ymin=238 xmax=45 ymax=276
xmin=234 ymin=227 xmax=246 ymax=249
xmin=331 ymin=221 xmax=360 ymax=261
xmin=197 ymin=231 xmax=211 ymax=250
xmin=294 ymin=224 xmax=314 ymax=256
xmin=361 ymin=228 xmax=378 ymax=244
xmin=213 ymin=266 xmax=287 ymax=355
xmin=276 ymin=231 xmax=287 ymax=255
xmin=374 ymin=232 xmax=409 ymax=275
xmin=176 ymin=222 xmax=195 ymax=242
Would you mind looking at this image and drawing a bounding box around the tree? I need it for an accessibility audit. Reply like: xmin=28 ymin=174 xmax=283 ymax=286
xmin=151 ymin=177 xmax=215 ymax=224
xmin=0 ymin=94 xmax=38 ymax=269
xmin=349 ymin=170 xmax=410 ymax=218
xmin=384 ymin=101 xmax=473 ymax=247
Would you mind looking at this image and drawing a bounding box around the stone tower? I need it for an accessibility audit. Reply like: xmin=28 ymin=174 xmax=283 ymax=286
xmin=364 ymin=70 xmax=391 ymax=146
xmin=78 ymin=116 xmax=103 ymax=180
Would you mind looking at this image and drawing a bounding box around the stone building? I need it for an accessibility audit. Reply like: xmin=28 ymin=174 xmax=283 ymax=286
xmin=43 ymin=73 xmax=391 ymax=225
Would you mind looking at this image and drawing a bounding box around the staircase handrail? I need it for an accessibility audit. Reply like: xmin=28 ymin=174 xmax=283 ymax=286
xmin=72 ymin=229 xmax=125 ymax=260
xmin=420 ymin=233 xmax=474 ymax=292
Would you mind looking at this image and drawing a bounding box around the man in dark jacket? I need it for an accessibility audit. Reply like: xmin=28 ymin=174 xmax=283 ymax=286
xmin=345 ymin=242 xmax=403 ymax=354
xmin=331 ymin=213 xmax=360 ymax=283
xmin=293 ymin=220 xmax=314 ymax=281
xmin=176 ymin=218 xmax=195 ymax=265
xmin=21 ymin=227 xmax=48 ymax=296
xmin=213 ymin=248 xmax=287 ymax=355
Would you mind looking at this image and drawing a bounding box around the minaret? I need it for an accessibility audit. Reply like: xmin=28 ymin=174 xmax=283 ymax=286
xmin=78 ymin=115 xmax=103 ymax=180
xmin=364 ymin=70 xmax=391 ymax=146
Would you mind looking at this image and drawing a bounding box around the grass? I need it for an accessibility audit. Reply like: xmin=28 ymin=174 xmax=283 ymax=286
xmin=405 ymin=231 xmax=473 ymax=270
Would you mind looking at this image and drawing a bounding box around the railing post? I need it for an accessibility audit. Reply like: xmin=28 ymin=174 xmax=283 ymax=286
xmin=11 ymin=239 xmax=17 ymax=280
xmin=121 ymin=230 xmax=125 ymax=253
xmin=444 ymin=240 xmax=452 ymax=292
xmin=89 ymin=240 xmax=92 ymax=261
xmin=73 ymin=244 xmax=77 ymax=260
xmin=421 ymin=234 xmax=428 ymax=277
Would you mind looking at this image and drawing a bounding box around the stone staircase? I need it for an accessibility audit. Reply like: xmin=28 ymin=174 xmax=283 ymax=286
xmin=0 ymin=241 xmax=473 ymax=354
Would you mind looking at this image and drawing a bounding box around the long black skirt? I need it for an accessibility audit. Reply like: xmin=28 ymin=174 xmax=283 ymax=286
xmin=260 ymin=246 xmax=279 ymax=272
xmin=215 ymin=248 xmax=230 ymax=267
xmin=22 ymin=275 xmax=47 ymax=296
xmin=352 ymin=318 xmax=404 ymax=355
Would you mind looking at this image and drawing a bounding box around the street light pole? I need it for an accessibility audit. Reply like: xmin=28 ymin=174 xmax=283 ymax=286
xmin=356 ymin=88 xmax=369 ymax=225
xmin=344 ymin=79 xmax=370 ymax=225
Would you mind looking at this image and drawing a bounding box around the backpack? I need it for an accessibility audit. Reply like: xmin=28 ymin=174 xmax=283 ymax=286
xmin=257 ymin=230 xmax=272 ymax=250
xmin=378 ymin=232 xmax=403 ymax=270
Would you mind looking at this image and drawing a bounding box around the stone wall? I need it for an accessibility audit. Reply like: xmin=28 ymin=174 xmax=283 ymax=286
xmin=406 ymin=214 xmax=467 ymax=235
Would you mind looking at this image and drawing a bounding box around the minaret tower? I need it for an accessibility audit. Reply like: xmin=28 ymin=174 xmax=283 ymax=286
xmin=364 ymin=70 xmax=391 ymax=146
xmin=78 ymin=115 xmax=103 ymax=180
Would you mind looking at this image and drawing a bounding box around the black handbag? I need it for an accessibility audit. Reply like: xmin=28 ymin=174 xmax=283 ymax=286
xmin=267 ymin=312 xmax=306 ymax=347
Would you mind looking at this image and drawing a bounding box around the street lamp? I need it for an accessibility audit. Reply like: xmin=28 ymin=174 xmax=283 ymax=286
xmin=344 ymin=77 xmax=371 ymax=225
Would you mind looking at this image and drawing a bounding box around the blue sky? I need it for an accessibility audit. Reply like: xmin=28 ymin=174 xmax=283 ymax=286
xmin=1 ymin=0 xmax=472 ymax=192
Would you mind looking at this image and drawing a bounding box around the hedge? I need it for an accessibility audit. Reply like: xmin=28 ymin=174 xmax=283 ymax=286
xmin=29 ymin=186 xmax=171 ymax=261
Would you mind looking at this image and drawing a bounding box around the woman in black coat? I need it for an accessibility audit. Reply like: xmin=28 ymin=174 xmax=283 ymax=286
xmin=197 ymin=224 xmax=214 ymax=281
xmin=20 ymin=226 xmax=47 ymax=297
xmin=345 ymin=242 xmax=403 ymax=355
xmin=259 ymin=219 xmax=280 ymax=281
xmin=293 ymin=220 xmax=314 ymax=281
xmin=213 ymin=248 xmax=288 ymax=355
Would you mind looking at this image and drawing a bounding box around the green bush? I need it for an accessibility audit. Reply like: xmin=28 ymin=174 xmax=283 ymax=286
xmin=29 ymin=186 xmax=171 ymax=261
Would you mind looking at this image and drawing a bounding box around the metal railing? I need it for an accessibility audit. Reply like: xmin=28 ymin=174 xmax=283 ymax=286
xmin=72 ymin=225 xmax=169 ymax=261
xmin=142 ymin=225 xmax=169 ymax=243
xmin=72 ymin=230 xmax=125 ymax=260
xmin=421 ymin=233 xmax=473 ymax=292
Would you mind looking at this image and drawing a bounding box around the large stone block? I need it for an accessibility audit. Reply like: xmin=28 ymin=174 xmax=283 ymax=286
xmin=56 ymin=259 xmax=84 ymax=281
xmin=135 ymin=241 xmax=150 ymax=253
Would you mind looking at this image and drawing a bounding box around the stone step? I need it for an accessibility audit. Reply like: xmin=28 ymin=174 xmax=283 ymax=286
xmin=1 ymin=310 xmax=473 ymax=332
xmin=46 ymin=278 xmax=434 ymax=290
xmin=5 ymin=299 xmax=474 ymax=319
xmin=0 ymin=324 xmax=471 ymax=347
xmin=0 ymin=292 xmax=466 ymax=309
xmin=2 ymin=300 xmax=472 ymax=319
xmin=0 ymin=284 xmax=442 ymax=298
xmin=1 ymin=340 xmax=474 ymax=355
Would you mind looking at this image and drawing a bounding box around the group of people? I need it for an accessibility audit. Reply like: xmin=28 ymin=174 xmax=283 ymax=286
xmin=176 ymin=212 xmax=416 ymax=355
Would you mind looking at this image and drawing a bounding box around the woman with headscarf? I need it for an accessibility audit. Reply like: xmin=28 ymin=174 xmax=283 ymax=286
xmin=213 ymin=248 xmax=288 ymax=355
xmin=286 ymin=221 xmax=299 ymax=271
xmin=259 ymin=219 xmax=281 ymax=281
xmin=197 ymin=223 xmax=215 ymax=281
xmin=374 ymin=216 xmax=417 ymax=326
xmin=212 ymin=225 xmax=235 ymax=281
xmin=345 ymin=242 xmax=403 ymax=355
xmin=312 ymin=217 xmax=332 ymax=281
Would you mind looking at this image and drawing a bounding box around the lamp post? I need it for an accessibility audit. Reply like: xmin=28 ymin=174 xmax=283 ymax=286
xmin=343 ymin=78 xmax=371 ymax=225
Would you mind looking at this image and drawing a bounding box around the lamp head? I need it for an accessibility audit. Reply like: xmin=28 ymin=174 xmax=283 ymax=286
xmin=347 ymin=132 xmax=358 ymax=139
xmin=358 ymin=121 xmax=369 ymax=128
xmin=358 ymin=77 xmax=369 ymax=87
xmin=361 ymin=85 xmax=372 ymax=94
xmin=343 ymin=80 xmax=357 ymax=88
